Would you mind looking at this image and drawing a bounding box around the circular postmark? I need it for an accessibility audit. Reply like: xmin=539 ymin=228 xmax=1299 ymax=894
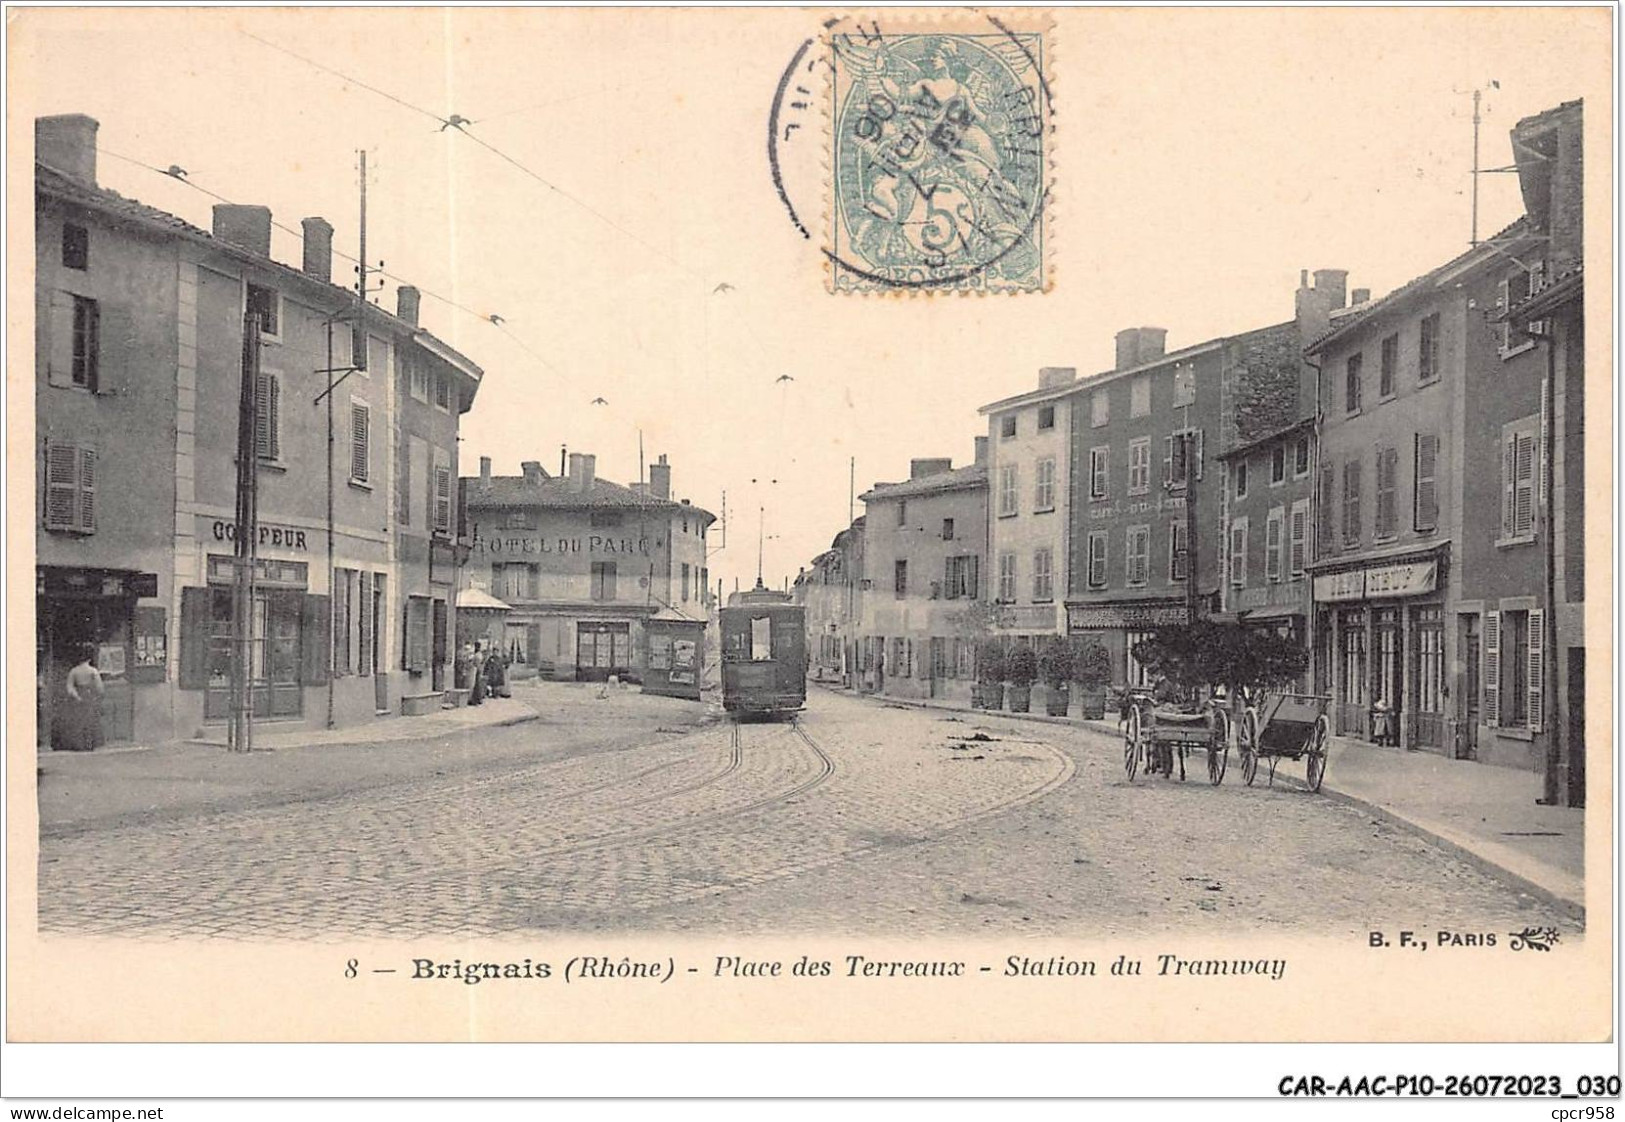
xmin=768 ymin=12 xmax=1053 ymax=294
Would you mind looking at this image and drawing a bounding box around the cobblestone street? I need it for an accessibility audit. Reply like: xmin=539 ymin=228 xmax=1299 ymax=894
xmin=38 ymin=689 xmax=1573 ymax=940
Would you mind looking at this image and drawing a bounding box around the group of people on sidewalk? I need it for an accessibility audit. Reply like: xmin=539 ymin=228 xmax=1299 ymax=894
xmin=456 ymin=643 xmax=510 ymax=707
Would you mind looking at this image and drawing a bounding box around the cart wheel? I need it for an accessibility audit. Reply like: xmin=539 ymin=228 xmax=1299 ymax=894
xmin=1239 ymin=709 xmax=1259 ymax=786
xmin=1305 ymin=714 xmax=1330 ymax=793
xmin=1208 ymin=709 xmax=1229 ymax=785
xmin=1123 ymin=705 xmax=1141 ymax=782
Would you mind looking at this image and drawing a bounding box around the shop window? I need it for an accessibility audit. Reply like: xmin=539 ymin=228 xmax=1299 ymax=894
xmin=44 ymin=441 xmax=96 ymax=534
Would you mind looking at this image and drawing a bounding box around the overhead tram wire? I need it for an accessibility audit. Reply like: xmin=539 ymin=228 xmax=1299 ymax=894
xmin=235 ymin=29 xmax=710 ymax=286
xmin=91 ymin=144 xmax=600 ymax=400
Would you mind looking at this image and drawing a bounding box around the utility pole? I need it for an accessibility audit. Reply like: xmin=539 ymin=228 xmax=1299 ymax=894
xmin=1184 ymin=430 xmax=1200 ymax=626
xmin=230 ymin=309 xmax=262 ymax=752
xmin=1471 ymin=88 xmax=1482 ymax=247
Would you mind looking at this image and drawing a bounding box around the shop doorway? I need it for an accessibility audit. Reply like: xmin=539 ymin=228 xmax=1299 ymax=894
xmin=1459 ymin=615 xmax=1480 ymax=760
xmin=204 ymin=588 xmax=304 ymax=720
xmin=38 ymin=591 xmax=134 ymax=748
xmin=576 ymin=621 xmax=631 ymax=681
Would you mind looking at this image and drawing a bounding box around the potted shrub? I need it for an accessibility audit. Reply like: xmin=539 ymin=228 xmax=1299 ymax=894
xmin=1006 ymin=643 xmax=1039 ymax=713
xmin=1037 ymin=635 xmax=1073 ymax=716
xmin=974 ymin=639 xmax=1007 ymax=710
xmin=1071 ymin=638 xmax=1113 ymax=719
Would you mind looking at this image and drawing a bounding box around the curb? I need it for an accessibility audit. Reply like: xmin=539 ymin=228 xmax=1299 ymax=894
xmin=834 ymin=684 xmax=1585 ymax=923
xmin=177 ymin=709 xmax=541 ymax=753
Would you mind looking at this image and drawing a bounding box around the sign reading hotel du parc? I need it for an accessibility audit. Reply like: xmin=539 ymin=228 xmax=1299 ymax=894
xmin=1313 ymin=560 xmax=1437 ymax=603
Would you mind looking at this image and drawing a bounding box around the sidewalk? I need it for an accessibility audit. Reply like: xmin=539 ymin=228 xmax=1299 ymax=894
xmin=36 ymin=682 xmax=718 ymax=837
xmin=826 ymin=682 xmax=1585 ymax=920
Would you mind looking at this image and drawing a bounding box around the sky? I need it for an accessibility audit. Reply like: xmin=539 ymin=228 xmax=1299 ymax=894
xmin=10 ymin=7 xmax=1611 ymax=596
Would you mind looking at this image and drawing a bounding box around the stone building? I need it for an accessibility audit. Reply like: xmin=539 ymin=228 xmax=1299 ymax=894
xmin=34 ymin=113 xmax=482 ymax=747
xmin=460 ymin=453 xmax=714 ymax=682
xmin=852 ymin=448 xmax=989 ymax=702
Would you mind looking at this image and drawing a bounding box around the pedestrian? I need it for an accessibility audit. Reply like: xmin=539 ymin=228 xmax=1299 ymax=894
xmin=484 ymin=647 xmax=508 ymax=699
xmin=468 ymin=643 xmax=487 ymax=706
xmin=60 ymin=643 xmax=105 ymax=752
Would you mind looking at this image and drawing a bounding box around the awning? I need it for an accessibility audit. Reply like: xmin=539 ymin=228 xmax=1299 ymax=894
xmin=1241 ymin=604 xmax=1304 ymax=622
xmin=456 ymin=587 xmax=512 ymax=612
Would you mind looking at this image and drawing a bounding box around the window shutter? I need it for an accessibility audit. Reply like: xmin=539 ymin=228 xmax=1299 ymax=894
xmin=77 ymin=447 xmax=96 ymax=532
xmin=398 ymin=442 xmax=412 ymax=525
xmin=1527 ymin=607 xmax=1545 ymax=733
xmin=302 ymin=593 xmax=331 ymax=684
xmin=1290 ymin=505 xmax=1307 ymax=576
xmin=435 ymin=462 xmax=452 ymax=533
xmin=350 ymin=402 xmax=370 ymax=482
xmin=1502 ymin=434 xmax=1516 ymax=537
xmin=255 ymin=373 xmax=280 ymax=459
xmin=1344 ymin=461 xmax=1361 ymax=545
xmin=44 ymin=441 xmax=79 ymax=530
xmin=1265 ymin=516 xmax=1282 ymax=582
xmin=93 ymin=303 xmax=128 ymax=396
xmin=1415 ymin=434 xmax=1439 ymax=531
xmin=1513 ymin=433 xmax=1535 ymax=535
xmin=1376 ymin=447 xmax=1397 ymax=537
xmin=179 ymin=586 xmax=213 ymax=689
xmin=1194 ymin=430 xmax=1205 ymax=480
xmin=967 ymin=555 xmax=979 ymax=600
xmin=46 ymin=290 xmax=76 ymax=387
xmin=1484 ymin=610 xmax=1501 ymax=727
xmin=1163 ymin=437 xmax=1173 ymax=484
xmin=357 ymin=571 xmax=372 ymax=676
xmin=1318 ymin=461 xmax=1334 ymax=557
xmin=1497 ymin=278 xmax=1511 ymax=349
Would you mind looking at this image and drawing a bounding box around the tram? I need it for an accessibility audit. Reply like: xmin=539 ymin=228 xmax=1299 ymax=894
xmin=719 ymin=582 xmax=807 ymax=717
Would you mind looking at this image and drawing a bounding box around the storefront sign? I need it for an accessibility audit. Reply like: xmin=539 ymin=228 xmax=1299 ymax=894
xmin=1087 ymin=494 xmax=1185 ymax=521
xmin=206 ymin=555 xmax=310 ymax=588
xmin=998 ymin=604 xmax=1058 ymax=631
xmin=130 ymin=572 xmax=159 ymax=598
xmin=1314 ymin=560 xmax=1436 ymax=603
xmin=1068 ymin=603 xmax=1189 ymax=630
xmin=474 ymin=532 xmax=655 ymax=556
xmin=211 ymin=520 xmax=310 ymax=551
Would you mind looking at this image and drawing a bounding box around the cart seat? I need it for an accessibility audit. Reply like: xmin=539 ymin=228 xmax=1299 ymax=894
xmin=1151 ymin=708 xmax=1208 ymax=728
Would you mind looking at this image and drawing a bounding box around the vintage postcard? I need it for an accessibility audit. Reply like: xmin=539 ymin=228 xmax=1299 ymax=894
xmin=4 ymin=2 xmax=1615 ymax=1092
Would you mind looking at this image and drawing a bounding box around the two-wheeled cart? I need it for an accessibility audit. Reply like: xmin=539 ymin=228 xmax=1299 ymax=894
xmin=1122 ymin=693 xmax=1230 ymax=786
xmin=1235 ymin=692 xmax=1331 ymax=792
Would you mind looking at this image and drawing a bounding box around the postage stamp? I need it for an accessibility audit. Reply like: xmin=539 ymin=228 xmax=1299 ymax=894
xmin=824 ymin=13 xmax=1053 ymax=294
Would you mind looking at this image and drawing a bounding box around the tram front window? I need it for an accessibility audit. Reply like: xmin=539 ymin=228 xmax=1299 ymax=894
xmin=751 ymin=616 xmax=772 ymax=661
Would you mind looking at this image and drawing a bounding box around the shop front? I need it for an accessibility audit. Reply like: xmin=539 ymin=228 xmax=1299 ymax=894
xmin=576 ymin=619 xmax=634 ymax=681
xmin=196 ymin=554 xmax=312 ymax=721
xmin=1066 ymin=598 xmax=1191 ymax=689
xmin=644 ymin=612 xmax=705 ymax=700
xmin=37 ymin=566 xmax=161 ymax=750
xmin=1311 ymin=548 xmax=1449 ymax=752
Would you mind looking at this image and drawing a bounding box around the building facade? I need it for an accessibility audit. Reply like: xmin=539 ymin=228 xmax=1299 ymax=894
xmin=460 ymin=453 xmax=714 ymax=682
xmin=1307 ymin=222 xmax=1546 ymax=761
xmin=852 ymin=453 xmax=989 ymax=702
xmin=35 ymin=113 xmax=482 ymax=747
xmin=1061 ymin=329 xmax=1225 ymax=686
xmin=1491 ymin=99 xmax=1585 ymax=804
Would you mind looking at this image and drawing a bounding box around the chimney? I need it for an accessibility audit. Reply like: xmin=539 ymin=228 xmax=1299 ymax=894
xmin=396 ymin=285 xmax=421 ymax=326
xmin=566 ymin=452 xmax=585 ymax=485
xmin=521 ymin=460 xmax=545 ymax=485
xmin=480 ymin=456 xmax=492 ymax=490
xmin=1136 ymin=327 xmax=1167 ymax=364
xmin=580 ymin=454 xmax=597 ymax=492
xmin=910 ymin=457 xmax=953 ymax=479
xmin=1037 ymin=366 xmax=1076 ymax=390
xmin=1114 ymin=328 xmax=1142 ymax=372
xmin=1312 ymin=268 xmax=1348 ymax=310
xmin=649 ymin=453 xmax=672 ymax=500
xmin=212 ymin=204 xmax=273 ymax=258
xmin=973 ymin=436 xmax=989 ymax=466
xmin=1351 ymin=287 xmax=1371 ymax=306
xmin=301 ymin=217 xmax=333 ymax=283
xmin=35 ymin=114 xmax=98 ymax=186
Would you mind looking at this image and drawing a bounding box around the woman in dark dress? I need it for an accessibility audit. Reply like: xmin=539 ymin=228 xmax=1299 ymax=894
xmin=467 ymin=643 xmax=487 ymax=706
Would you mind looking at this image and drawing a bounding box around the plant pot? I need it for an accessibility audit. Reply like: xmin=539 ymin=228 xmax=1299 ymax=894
xmin=978 ymin=682 xmax=1005 ymax=710
xmin=1007 ymin=685 xmax=1031 ymax=713
xmin=1045 ymin=684 xmax=1070 ymax=717
xmin=1078 ymin=687 xmax=1108 ymax=720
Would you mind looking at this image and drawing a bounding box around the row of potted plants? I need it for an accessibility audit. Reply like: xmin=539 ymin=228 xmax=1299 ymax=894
xmin=971 ymin=635 xmax=1114 ymax=718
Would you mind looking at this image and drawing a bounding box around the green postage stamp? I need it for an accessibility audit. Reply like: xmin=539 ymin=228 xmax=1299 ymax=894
xmin=826 ymin=12 xmax=1052 ymax=294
